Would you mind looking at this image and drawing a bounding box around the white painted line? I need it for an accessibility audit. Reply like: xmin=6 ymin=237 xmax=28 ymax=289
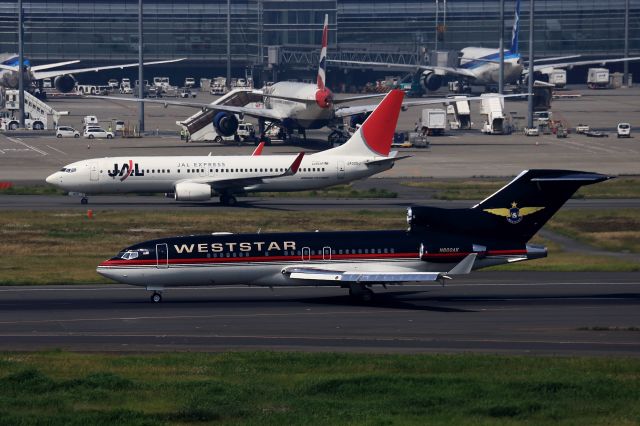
xmin=8 ymin=137 xmax=47 ymax=156
xmin=46 ymin=145 xmax=67 ymax=155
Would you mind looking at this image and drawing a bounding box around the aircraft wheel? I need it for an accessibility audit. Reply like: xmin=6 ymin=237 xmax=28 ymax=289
xmin=215 ymin=136 xmax=222 ymax=143
xmin=80 ymin=197 xmax=88 ymax=205
xmin=151 ymin=292 xmax=162 ymax=303
xmin=220 ymin=194 xmax=236 ymax=206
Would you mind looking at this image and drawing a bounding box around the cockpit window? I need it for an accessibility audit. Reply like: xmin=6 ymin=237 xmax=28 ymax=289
xmin=60 ymin=167 xmax=77 ymax=173
xmin=120 ymin=250 xmax=139 ymax=260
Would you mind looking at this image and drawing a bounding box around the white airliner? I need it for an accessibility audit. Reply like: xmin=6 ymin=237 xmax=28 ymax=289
xmin=328 ymin=0 xmax=640 ymax=95
xmin=46 ymin=89 xmax=410 ymax=206
xmin=90 ymin=15 xmax=519 ymax=143
xmin=0 ymin=53 xmax=185 ymax=93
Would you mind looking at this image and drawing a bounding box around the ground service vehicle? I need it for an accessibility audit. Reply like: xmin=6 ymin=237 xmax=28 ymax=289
xmin=576 ymin=124 xmax=590 ymax=134
xmin=84 ymin=127 xmax=114 ymax=139
xmin=587 ymin=68 xmax=610 ymax=89
xmin=56 ymin=126 xmax=80 ymax=138
xmin=617 ymin=123 xmax=631 ymax=138
xmin=420 ymin=109 xmax=446 ymax=135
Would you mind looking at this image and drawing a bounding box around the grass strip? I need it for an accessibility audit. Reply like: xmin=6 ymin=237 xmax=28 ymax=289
xmin=0 ymin=351 xmax=639 ymax=425
xmin=0 ymin=208 xmax=638 ymax=285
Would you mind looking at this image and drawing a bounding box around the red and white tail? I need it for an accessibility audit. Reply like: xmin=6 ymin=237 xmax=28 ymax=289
xmin=317 ymin=14 xmax=328 ymax=90
xmin=326 ymin=90 xmax=405 ymax=157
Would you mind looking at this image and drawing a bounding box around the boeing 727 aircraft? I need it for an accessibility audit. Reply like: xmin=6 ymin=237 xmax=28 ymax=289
xmin=47 ymin=89 xmax=409 ymax=206
xmin=0 ymin=53 xmax=184 ymax=93
xmin=97 ymin=169 xmax=610 ymax=302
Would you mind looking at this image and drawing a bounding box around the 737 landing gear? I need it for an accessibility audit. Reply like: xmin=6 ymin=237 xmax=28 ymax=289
xmin=219 ymin=193 xmax=237 ymax=206
xmin=348 ymin=283 xmax=374 ymax=303
xmin=150 ymin=292 xmax=162 ymax=303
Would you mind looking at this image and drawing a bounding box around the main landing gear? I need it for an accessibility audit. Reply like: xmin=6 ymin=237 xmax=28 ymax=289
xmin=219 ymin=193 xmax=237 ymax=206
xmin=80 ymin=197 xmax=88 ymax=205
xmin=348 ymin=283 xmax=374 ymax=303
xmin=147 ymin=286 xmax=164 ymax=303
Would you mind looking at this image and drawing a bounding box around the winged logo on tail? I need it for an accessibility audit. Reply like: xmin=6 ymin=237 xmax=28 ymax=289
xmin=483 ymin=202 xmax=544 ymax=224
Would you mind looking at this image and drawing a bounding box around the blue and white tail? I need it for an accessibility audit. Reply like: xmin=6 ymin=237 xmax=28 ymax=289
xmin=317 ymin=14 xmax=328 ymax=90
xmin=510 ymin=0 xmax=520 ymax=53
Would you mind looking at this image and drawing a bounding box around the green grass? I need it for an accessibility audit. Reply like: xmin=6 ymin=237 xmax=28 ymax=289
xmin=0 ymin=184 xmax=66 ymax=196
xmin=0 ymin=351 xmax=639 ymax=425
xmin=401 ymin=176 xmax=640 ymax=200
xmin=0 ymin=208 xmax=638 ymax=285
xmin=546 ymin=208 xmax=640 ymax=253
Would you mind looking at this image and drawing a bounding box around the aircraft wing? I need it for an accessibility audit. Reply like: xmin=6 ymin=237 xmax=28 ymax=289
xmin=0 ymin=60 xmax=82 ymax=72
xmin=189 ymin=152 xmax=304 ymax=191
xmin=282 ymin=253 xmax=477 ymax=283
xmin=327 ymin=59 xmax=477 ymax=79
xmin=334 ymin=93 xmax=525 ymax=118
xmin=527 ymin=56 xmax=640 ymax=73
xmin=30 ymin=60 xmax=81 ymax=72
xmin=85 ymin=95 xmax=286 ymax=121
xmin=86 ymin=95 xmax=286 ymax=122
xmin=31 ymin=58 xmax=187 ymax=80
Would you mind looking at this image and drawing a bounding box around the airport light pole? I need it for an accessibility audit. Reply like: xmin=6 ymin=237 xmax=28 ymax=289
xmin=624 ymin=0 xmax=629 ymax=86
xmin=226 ymin=0 xmax=231 ymax=89
xmin=138 ymin=0 xmax=144 ymax=134
xmin=498 ymin=0 xmax=504 ymax=94
xmin=527 ymin=0 xmax=535 ymax=129
xmin=18 ymin=0 xmax=25 ymax=128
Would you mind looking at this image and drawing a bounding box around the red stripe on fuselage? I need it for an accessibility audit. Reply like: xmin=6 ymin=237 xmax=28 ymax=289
xmin=98 ymin=249 xmax=527 ymax=267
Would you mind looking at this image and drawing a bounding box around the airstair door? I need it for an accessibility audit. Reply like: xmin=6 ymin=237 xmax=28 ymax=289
xmin=90 ymin=162 xmax=99 ymax=181
xmin=337 ymin=161 xmax=345 ymax=179
xmin=156 ymin=243 xmax=168 ymax=269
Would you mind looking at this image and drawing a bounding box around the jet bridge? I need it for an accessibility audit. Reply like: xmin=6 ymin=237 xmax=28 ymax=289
xmin=177 ymin=88 xmax=263 ymax=142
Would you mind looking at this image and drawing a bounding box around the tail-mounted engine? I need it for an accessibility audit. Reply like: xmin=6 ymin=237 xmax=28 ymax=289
xmin=213 ymin=111 xmax=239 ymax=137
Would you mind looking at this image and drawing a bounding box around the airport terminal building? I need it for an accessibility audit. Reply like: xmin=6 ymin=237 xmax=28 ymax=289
xmin=0 ymin=0 xmax=639 ymax=80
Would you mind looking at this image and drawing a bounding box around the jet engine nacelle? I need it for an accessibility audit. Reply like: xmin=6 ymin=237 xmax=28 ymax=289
xmin=54 ymin=74 xmax=76 ymax=93
xmin=213 ymin=111 xmax=239 ymax=137
xmin=315 ymin=88 xmax=333 ymax=109
xmin=174 ymin=182 xmax=212 ymax=201
xmin=349 ymin=112 xmax=371 ymax=129
xmin=421 ymin=72 xmax=443 ymax=92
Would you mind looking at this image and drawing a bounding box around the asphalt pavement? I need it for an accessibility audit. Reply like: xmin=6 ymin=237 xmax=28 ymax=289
xmin=0 ymin=272 xmax=638 ymax=355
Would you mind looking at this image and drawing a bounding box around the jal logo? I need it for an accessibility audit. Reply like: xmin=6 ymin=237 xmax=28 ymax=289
xmin=108 ymin=160 xmax=145 ymax=181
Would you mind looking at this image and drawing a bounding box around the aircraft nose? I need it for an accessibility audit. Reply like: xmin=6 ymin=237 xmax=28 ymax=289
xmin=45 ymin=173 xmax=58 ymax=185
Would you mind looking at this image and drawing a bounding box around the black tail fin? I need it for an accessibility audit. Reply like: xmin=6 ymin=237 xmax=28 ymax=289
xmin=408 ymin=170 xmax=611 ymax=245
xmin=472 ymin=169 xmax=611 ymax=242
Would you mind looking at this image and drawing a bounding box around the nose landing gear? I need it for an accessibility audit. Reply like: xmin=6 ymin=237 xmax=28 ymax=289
xmin=150 ymin=292 xmax=162 ymax=303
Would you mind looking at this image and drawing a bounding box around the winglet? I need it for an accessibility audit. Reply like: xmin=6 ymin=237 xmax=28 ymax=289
xmin=285 ymin=152 xmax=305 ymax=176
xmin=447 ymin=253 xmax=477 ymax=275
xmin=252 ymin=142 xmax=265 ymax=156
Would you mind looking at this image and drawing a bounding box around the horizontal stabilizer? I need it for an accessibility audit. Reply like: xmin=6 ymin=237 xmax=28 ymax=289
xmin=447 ymin=253 xmax=477 ymax=275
